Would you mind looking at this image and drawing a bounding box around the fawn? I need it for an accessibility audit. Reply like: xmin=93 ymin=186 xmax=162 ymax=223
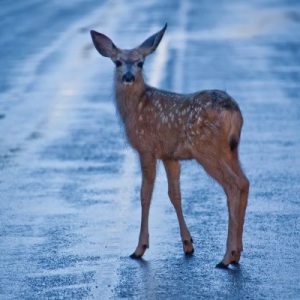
xmin=90 ymin=24 xmax=249 ymax=268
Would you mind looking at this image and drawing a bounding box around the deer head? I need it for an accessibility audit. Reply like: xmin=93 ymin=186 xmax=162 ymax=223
xmin=90 ymin=23 xmax=167 ymax=85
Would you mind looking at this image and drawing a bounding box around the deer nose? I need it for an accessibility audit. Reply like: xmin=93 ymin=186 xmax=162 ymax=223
xmin=122 ymin=72 xmax=135 ymax=83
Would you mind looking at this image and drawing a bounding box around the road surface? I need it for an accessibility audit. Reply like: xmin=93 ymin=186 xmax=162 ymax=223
xmin=0 ymin=0 xmax=299 ymax=299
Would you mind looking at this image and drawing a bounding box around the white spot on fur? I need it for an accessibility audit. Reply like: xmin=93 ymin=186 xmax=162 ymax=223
xmin=138 ymin=102 xmax=143 ymax=111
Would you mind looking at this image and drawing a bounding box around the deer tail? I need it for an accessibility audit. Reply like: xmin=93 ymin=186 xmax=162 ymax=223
xmin=228 ymin=111 xmax=243 ymax=152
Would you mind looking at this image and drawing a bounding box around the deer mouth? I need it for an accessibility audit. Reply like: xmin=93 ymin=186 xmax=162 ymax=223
xmin=123 ymin=81 xmax=134 ymax=86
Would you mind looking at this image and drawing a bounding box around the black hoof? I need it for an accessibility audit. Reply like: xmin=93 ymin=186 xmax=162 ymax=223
xmin=130 ymin=253 xmax=142 ymax=259
xmin=215 ymin=261 xmax=229 ymax=269
xmin=130 ymin=244 xmax=148 ymax=260
xmin=230 ymin=262 xmax=240 ymax=267
xmin=184 ymin=248 xmax=194 ymax=256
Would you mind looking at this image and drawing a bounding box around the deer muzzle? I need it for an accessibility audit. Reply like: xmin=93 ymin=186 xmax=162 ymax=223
xmin=122 ymin=72 xmax=135 ymax=84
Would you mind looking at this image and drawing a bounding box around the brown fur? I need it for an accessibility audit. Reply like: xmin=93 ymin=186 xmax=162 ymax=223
xmin=90 ymin=24 xmax=249 ymax=267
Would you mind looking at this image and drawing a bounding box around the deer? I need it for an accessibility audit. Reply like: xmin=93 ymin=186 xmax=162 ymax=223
xmin=90 ymin=23 xmax=249 ymax=268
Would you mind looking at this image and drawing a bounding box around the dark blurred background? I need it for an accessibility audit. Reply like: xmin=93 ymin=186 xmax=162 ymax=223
xmin=0 ymin=1 xmax=299 ymax=299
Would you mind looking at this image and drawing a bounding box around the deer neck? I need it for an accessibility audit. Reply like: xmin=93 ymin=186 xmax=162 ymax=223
xmin=115 ymin=76 xmax=146 ymax=123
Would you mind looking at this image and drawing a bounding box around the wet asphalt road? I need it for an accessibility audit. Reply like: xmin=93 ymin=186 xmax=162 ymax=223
xmin=0 ymin=0 xmax=300 ymax=299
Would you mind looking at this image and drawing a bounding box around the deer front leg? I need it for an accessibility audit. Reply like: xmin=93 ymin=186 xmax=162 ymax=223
xmin=130 ymin=153 xmax=156 ymax=259
xmin=163 ymin=159 xmax=194 ymax=255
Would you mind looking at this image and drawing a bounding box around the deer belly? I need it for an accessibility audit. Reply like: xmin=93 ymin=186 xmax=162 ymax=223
xmin=158 ymin=139 xmax=192 ymax=160
xmin=172 ymin=143 xmax=193 ymax=160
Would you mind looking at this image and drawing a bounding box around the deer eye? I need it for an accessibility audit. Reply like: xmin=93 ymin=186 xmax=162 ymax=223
xmin=137 ymin=61 xmax=144 ymax=68
xmin=115 ymin=60 xmax=122 ymax=67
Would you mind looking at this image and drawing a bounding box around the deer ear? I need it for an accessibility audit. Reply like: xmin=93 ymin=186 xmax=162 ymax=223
xmin=90 ymin=30 xmax=118 ymax=58
xmin=138 ymin=23 xmax=167 ymax=56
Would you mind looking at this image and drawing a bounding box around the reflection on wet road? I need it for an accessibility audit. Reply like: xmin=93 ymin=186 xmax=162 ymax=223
xmin=0 ymin=0 xmax=299 ymax=299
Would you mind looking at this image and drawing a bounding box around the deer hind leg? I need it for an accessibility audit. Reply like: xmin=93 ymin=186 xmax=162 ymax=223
xmin=194 ymin=151 xmax=246 ymax=267
xmin=163 ymin=159 xmax=194 ymax=255
xmin=130 ymin=154 xmax=156 ymax=259
xmin=230 ymin=158 xmax=249 ymax=263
